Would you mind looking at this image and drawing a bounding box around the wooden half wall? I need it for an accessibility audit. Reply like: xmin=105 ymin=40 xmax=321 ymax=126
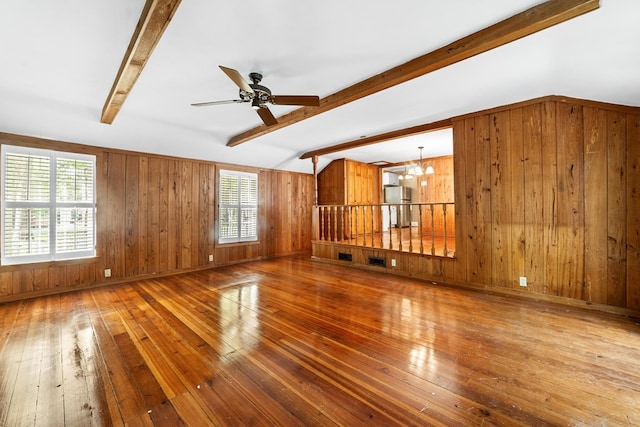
xmin=0 ymin=133 xmax=313 ymax=302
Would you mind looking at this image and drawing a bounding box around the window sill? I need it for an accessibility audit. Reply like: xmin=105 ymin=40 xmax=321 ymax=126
xmin=216 ymin=241 xmax=260 ymax=248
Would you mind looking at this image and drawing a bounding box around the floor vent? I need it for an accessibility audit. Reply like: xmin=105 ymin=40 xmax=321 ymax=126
xmin=368 ymin=256 xmax=386 ymax=267
xmin=338 ymin=252 xmax=353 ymax=262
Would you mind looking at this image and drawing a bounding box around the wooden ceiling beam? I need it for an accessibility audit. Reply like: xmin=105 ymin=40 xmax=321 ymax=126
xmin=299 ymin=119 xmax=452 ymax=160
xmin=101 ymin=0 xmax=182 ymax=124
xmin=227 ymin=0 xmax=599 ymax=147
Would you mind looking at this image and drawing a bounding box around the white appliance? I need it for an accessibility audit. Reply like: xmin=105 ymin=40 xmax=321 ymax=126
xmin=384 ymin=186 xmax=412 ymax=228
xmin=382 ymin=172 xmax=400 ymax=186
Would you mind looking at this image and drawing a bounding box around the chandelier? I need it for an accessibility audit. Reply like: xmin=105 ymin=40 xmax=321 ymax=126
xmin=398 ymin=146 xmax=434 ymax=181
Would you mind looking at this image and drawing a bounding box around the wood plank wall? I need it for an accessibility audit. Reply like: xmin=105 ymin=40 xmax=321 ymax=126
xmin=318 ymin=158 xmax=381 ymax=236
xmin=346 ymin=159 xmax=381 ymax=206
xmin=215 ymin=167 xmax=314 ymax=265
xmin=453 ymin=97 xmax=640 ymax=309
xmin=317 ymin=160 xmax=346 ymax=205
xmin=401 ymin=155 xmax=455 ymax=236
xmin=317 ymin=158 xmax=381 ymax=206
xmin=0 ymin=133 xmax=313 ymax=302
xmin=313 ymin=96 xmax=640 ymax=312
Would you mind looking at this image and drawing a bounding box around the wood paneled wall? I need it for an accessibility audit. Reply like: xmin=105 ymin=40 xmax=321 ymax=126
xmin=402 ymin=155 xmax=455 ymax=236
xmin=101 ymin=153 xmax=216 ymax=280
xmin=313 ymin=96 xmax=640 ymax=312
xmin=453 ymin=96 xmax=640 ymax=309
xmin=0 ymin=133 xmax=313 ymax=302
xmin=318 ymin=158 xmax=381 ymax=236
xmin=317 ymin=160 xmax=346 ymax=205
xmin=214 ymin=168 xmax=314 ymax=265
xmin=317 ymin=158 xmax=381 ymax=206
xmin=346 ymin=159 xmax=381 ymax=205
xmin=404 ymin=155 xmax=454 ymax=204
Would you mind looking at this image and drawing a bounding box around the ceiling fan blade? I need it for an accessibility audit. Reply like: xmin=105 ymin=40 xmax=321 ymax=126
xmin=271 ymin=95 xmax=320 ymax=107
xmin=256 ymin=107 xmax=278 ymax=126
xmin=191 ymin=99 xmax=245 ymax=107
xmin=219 ymin=65 xmax=254 ymax=94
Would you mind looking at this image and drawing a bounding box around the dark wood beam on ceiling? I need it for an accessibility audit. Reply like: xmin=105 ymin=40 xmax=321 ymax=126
xmin=101 ymin=0 xmax=182 ymax=124
xmin=299 ymin=119 xmax=452 ymax=160
xmin=227 ymin=0 xmax=599 ymax=147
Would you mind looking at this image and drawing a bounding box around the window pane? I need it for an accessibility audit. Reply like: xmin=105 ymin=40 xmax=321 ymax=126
xmin=3 ymin=207 xmax=50 ymax=256
xmin=57 ymin=158 xmax=94 ymax=202
xmin=2 ymin=146 xmax=96 ymax=265
xmin=219 ymin=170 xmax=258 ymax=243
xmin=4 ymin=153 xmax=50 ymax=202
xmin=220 ymin=175 xmax=239 ymax=205
xmin=240 ymin=207 xmax=257 ymax=238
xmin=56 ymin=207 xmax=94 ymax=253
xmin=219 ymin=207 xmax=238 ymax=239
xmin=241 ymin=176 xmax=257 ymax=205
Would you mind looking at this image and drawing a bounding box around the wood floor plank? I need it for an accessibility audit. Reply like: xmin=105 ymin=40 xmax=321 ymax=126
xmin=132 ymin=281 xmax=317 ymax=426
xmin=0 ymin=300 xmax=31 ymax=426
xmin=4 ymin=297 xmax=47 ymax=426
xmin=88 ymin=288 xmax=154 ymax=425
xmin=110 ymin=284 xmax=259 ymax=425
xmin=157 ymin=293 xmax=347 ymax=426
xmin=110 ymin=286 xmax=238 ymax=425
xmin=0 ymin=299 xmax=21 ymax=351
xmin=179 ymin=270 xmax=544 ymax=425
xmin=140 ymin=276 xmax=406 ymax=425
xmin=1 ymin=255 xmax=639 ymax=425
xmin=105 ymin=286 xmax=186 ymax=426
xmin=58 ymin=291 xmax=113 ymax=426
xmin=33 ymin=296 xmax=65 ymax=427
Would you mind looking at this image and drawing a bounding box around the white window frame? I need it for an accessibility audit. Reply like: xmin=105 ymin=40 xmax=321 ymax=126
xmin=1 ymin=145 xmax=96 ymax=265
xmin=218 ymin=169 xmax=258 ymax=244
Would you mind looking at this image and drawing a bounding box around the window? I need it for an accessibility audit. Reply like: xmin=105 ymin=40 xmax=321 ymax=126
xmin=219 ymin=170 xmax=258 ymax=243
xmin=1 ymin=145 xmax=96 ymax=265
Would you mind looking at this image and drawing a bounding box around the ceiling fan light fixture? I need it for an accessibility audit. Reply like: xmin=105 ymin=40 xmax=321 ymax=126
xmin=193 ymin=66 xmax=319 ymax=127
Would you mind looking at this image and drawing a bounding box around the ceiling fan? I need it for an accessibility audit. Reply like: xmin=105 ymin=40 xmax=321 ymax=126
xmin=191 ymin=66 xmax=320 ymax=127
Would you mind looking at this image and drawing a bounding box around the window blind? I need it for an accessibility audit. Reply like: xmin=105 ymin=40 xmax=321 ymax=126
xmin=1 ymin=146 xmax=96 ymax=265
xmin=219 ymin=170 xmax=257 ymax=243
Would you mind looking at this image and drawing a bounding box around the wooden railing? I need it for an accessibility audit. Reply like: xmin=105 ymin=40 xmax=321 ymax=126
xmin=316 ymin=203 xmax=455 ymax=257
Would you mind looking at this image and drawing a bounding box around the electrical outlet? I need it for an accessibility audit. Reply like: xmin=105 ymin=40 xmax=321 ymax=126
xmin=391 ymin=259 xmax=396 ymax=267
xmin=208 ymin=254 xmax=214 ymax=262
xmin=104 ymin=268 xmax=111 ymax=278
xmin=519 ymin=276 xmax=527 ymax=287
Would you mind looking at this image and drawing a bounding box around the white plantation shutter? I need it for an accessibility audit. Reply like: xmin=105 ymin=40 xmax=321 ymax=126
xmin=3 ymin=152 xmax=51 ymax=258
xmin=55 ymin=157 xmax=95 ymax=254
xmin=1 ymin=146 xmax=96 ymax=265
xmin=5 ymin=153 xmax=50 ymax=202
xmin=55 ymin=207 xmax=94 ymax=253
xmin=219 ymin=170 xmax=258 ymax=243
xmin=3 ymin=207 xmax=50 ymax=257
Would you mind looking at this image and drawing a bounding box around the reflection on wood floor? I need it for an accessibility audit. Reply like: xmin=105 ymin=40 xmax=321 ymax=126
xmin=1 ymin=255 xmax=638 ymax=425
xmin=342 ymin=226 xmax=456 ymax=257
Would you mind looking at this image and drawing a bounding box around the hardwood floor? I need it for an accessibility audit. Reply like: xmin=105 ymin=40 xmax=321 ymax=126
xmin=1 ymin=255 xmax=639 ymax=426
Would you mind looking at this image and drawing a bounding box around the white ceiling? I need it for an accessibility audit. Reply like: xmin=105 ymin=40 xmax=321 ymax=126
xmin=1 ymin=0 xmax=639 ymax=174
